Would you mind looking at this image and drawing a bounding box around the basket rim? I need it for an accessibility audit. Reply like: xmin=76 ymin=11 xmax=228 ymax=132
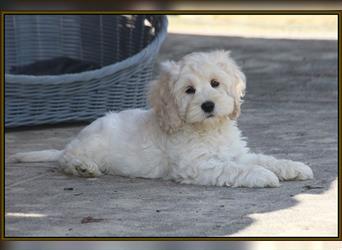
xmin=5 ymin=15 xmax=168 ymax=85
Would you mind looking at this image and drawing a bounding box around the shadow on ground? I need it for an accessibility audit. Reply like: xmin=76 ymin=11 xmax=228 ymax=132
xmin=5 ymin=34 xmax=338 ymax=237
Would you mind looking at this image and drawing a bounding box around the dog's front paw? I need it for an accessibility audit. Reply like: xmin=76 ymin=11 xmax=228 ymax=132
xmin=279 ymin=161 xmax=313 ymax=181
xmin=234 ymin=167 xmax=280 ymax=188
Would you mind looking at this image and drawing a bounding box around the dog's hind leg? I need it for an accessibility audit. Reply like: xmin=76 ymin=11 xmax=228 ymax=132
xmin=58 ymin=151 xmax=102 ymax=177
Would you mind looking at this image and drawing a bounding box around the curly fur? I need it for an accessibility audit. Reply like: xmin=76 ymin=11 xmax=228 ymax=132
xmin=10 ymin=50 xmax=313 ymax=188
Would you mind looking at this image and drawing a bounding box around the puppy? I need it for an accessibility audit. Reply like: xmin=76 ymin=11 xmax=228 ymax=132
xmin=10 ymin=51 xmax=313 ymax=187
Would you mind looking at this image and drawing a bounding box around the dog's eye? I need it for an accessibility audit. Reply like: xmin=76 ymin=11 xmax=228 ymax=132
xmin=185 ymin=86 xmax=196 ymax=94
xmin=210 ymin=79 xmax=220 ymax=88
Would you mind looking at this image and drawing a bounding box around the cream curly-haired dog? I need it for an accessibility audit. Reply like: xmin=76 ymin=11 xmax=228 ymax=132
xmin=11 ymin=51 xmax=313 ymax=187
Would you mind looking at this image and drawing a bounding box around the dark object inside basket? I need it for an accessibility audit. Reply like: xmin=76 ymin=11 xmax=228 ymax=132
xmin=10 ymin=57 xmax=101 ymax=76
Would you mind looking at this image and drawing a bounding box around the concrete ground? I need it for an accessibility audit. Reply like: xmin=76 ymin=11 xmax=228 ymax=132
xmin=4 ymin=33 xmax=338 ymax=237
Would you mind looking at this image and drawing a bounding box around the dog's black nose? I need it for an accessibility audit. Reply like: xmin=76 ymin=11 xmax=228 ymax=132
xmin=201 ymin=101 xmax=215 ymax=113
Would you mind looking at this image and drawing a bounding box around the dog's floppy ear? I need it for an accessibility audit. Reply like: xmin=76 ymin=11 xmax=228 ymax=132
xmin=229 ymin=68 xmax=246 ymax=120
xmin=216 ymin=50 xmax=246 ymax=120
xmin=148 ymin=60 xmax=184 ymax=133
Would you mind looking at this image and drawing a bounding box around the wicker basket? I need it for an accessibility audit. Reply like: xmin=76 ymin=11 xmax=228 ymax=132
xmin=5 ymin=15 xmax=168 ymax=127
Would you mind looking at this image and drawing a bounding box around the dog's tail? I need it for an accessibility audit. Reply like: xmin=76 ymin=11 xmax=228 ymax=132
xmin=9 ymin=149 xmax=63 ymax=163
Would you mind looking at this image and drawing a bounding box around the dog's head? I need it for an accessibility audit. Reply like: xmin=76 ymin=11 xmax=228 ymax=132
xmin=149 ymin=50 xmax=246 ymax=133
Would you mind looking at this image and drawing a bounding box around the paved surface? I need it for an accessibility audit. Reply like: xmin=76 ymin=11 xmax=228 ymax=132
xmin=5 ymin=34 xmax=338 ymax=237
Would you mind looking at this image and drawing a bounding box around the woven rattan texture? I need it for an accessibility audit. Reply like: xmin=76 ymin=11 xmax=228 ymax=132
xmin=5 ymin=15 xmax=168 ymax=127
